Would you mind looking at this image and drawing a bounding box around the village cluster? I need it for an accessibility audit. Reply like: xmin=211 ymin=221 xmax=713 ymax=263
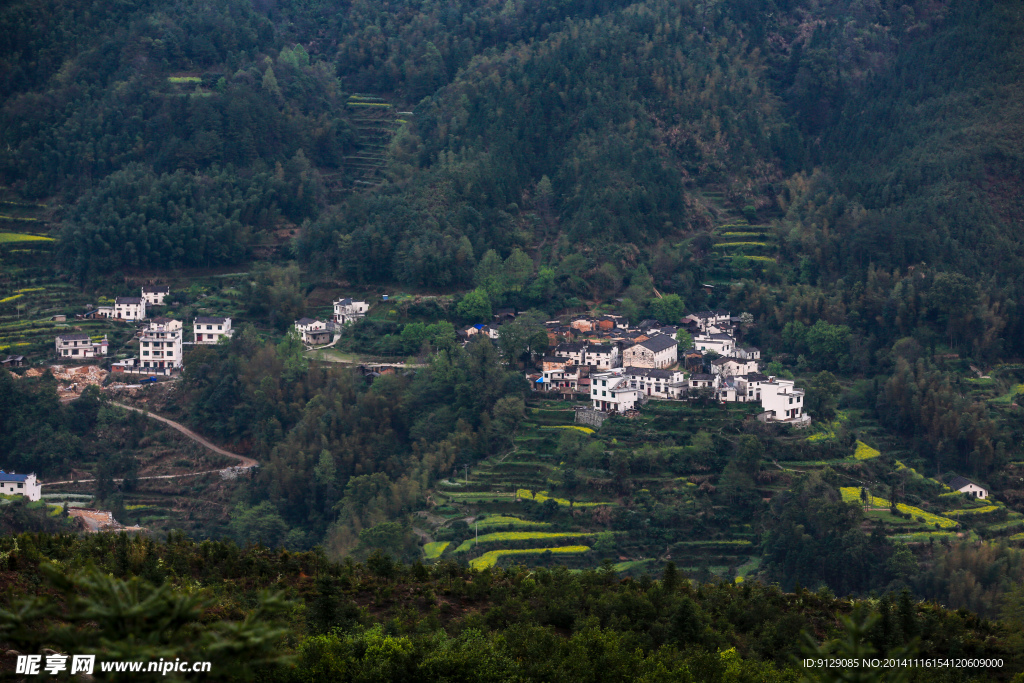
xmin=46 ymin=287 xmax=372 ymax=377
xmin=525 ymin=309 xmax=810 ymax=425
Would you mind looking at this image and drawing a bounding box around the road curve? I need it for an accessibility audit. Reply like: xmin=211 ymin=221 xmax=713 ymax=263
xmin=110 ymin=402 xmax=258 ymax=468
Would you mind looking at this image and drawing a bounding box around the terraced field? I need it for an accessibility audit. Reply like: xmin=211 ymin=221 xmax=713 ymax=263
xmin=420 ymin=398 xmax=765 ymax=580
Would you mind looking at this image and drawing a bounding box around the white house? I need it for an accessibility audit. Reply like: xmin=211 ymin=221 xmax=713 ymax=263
xmin=114 ymin=297 xmax=146 ymax=321
xmin=623 ymin=335 xmax=678 ymax=369
xmin=583 ymin=344 xmax=620 ymax=370
xmin=735 ymin=373 xmax=769 ymax=402
xmin=0 ymin=471 xmax=41 ymax=501
xmin=295 ymin=318 xmax=330 ymax=345
xmin=689 ymin=373 xmax=716 ymax=390
xmin=759 ymin=377 xmax=810 ymax=424
xmin=139 ymin=318 xmax=183 ymax=373
xmin=685 ymin=310 xmax=731 ymax=332
xmin=710 ymin=357 xmax=759 ymax=377
xmin=193 ymin=316 xmax=233 ymax=344
xmin=694 ymin=332 xmax=734 ymax=356
xmin=552 ymin=342 xmax=585 ymax=365
xmin=590 ymin=370 xmax=640 ymax=413
xmin=623 ymin=367 xmax=688 ymax=399
xmin=333 ymin=298 xmax=369 ymax=324
xmin=141 ymin=285 xmax=169 ymax=307
xmin=538 ymin=357 xmax=581 ymax=392
xmin=947 ymin=476 xmax=988 ymax=499
xmin=735 ymin=346 xmax=761 ymax=361
xmin=55 ymin=334 xmax=108 ymax=359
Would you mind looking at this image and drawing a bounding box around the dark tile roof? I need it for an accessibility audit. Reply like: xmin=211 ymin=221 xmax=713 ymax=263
xmin=57 ymin=333 xmax=91 ymax=341
xmin=586 ymin=344 xmax=614 ymax=354
xmin=690 ymin=373 xmax=714 ymax=381
xmin=947 ymin=476 xmax=979 ymax=491
xmin=195 ymin=316 xmax=228 ymax=325
xmin=115 ymin=297 xmax=143 ymax=304
xmin=744 ymin=373 xmax=769 ymax=381
xmin=624 ymin=367 xmax=672 ymax=379
xmin=636 ymin=335 xmax=678 ymax=352
xmin=295 ymin=317 xmax=318 ymax=326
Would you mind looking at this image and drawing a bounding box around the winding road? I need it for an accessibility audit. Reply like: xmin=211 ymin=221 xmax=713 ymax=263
xmin=42 ymin=402 xmax=257 ymax=487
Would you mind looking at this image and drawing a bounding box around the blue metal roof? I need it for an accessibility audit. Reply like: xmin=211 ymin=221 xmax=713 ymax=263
xmin=474 ymin=324 xmax=485 ymax=329
xmin=0 ymin=471 xmax=29 ymax=483
xmin=535 ymin=377 xmax=545 ymax=383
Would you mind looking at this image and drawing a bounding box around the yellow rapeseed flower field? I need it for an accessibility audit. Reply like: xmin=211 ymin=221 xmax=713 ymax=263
xmin=469 ymin=545 xmax=590 ymax=570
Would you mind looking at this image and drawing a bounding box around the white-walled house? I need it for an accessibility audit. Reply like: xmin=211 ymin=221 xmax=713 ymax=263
xmin=590 ymin=370 xmax=640 ymax=413
xmin=623 ymin=367 xmax=688 ymax=399
xmin=114 ymin=297 xmax=146 ymax=321
xmin=583 ymin=344 xmax=620 ymax=369
xmin=333 ymin=298 xmax=369 ymax=324
xmin=139 ymin=317 xmax=183 ymax=373
xmin=710 ymin=357 xmax=759 ymax=377
xmin=552 ymin=342 xmax=585 ymax=365
xmin=55 ymin=334 xmax=108 ymax=359
xmin=685 ymin=310 xmax=731 ymax=332
xmin=623 ymin=335 xmax=678 ymax=369
xmin=295 ymin=318 xmax=330 ymax=345
xmin=948 ymin=476 xmax=988 ymax=499
xmin=141 ymin=285 xmax=169 ymax=306
xmin=735 ymin=346 xmax=761 ymax=361
xmin=694 ymin=332 xmax=734 ymax=356
xmin=193 ymin=316 xmax=233 ymax=344
xmin=0 ymin=471 xmax=41 ymax=501
xmin=759 ymin=377 xmax=810 ymax=424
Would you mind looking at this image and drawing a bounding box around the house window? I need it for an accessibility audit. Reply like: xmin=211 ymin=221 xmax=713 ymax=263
xmin=602 ymin=391 xmax=606 ymax=397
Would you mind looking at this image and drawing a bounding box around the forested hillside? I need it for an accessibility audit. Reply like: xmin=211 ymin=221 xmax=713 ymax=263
xmin=5 ymin=0 xmax=1022 ymax=292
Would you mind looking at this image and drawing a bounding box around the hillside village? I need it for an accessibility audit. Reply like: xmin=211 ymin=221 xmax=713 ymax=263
xmin=33 ymin=286 xmax=811 ymax=425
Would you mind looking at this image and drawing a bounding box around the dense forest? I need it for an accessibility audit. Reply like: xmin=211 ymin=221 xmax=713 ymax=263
xmin=0 ymin=533 xmax=1021 ymax=681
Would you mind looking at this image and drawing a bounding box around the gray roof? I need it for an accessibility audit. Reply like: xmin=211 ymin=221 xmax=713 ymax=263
xmin=636 ymin=335 xmax=678 ymax=353
xmin=587 ymin=344 xmax=614 ymax=354
xmin=625 ymin=367 xmax=673 ymax=379
xmin=295 ymin=318 xmax=317 ymax=326
xmin=948 ymin=476 xmax=981 ymax=491
xmin=744 ymin=373 xmax=769 ymax=381
xmin=115 ymin=297 xmax=143 ymax=304
xmin=195 ymin=316 xmax=228 ymax=325
xmin=336 ymin=298 xmax=353 ymax=306
xmin=57 ymin=333 xmax=91 ymax=341
xmin=690 ymin=373 xmax=714 ymax=381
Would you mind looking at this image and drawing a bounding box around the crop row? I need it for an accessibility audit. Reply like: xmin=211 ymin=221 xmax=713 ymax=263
xmin=469 ymin=545 xmax=591 ymax=570
xmin=454 ymin=531 xmax=596 ymax=553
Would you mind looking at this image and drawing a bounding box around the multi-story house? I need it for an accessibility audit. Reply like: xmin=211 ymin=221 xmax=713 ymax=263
xmin=0 ymin=471 xmax=41 ymax=501
xmin=583 ymin=343 xmax=620 ymax=369
xmin=622 ymin=335 xmax=678 ymax=369
xmin=141 ymin=285 xmax=169 ymax=306
xmin=710 ymin=357 xmax=759 ymax=377
xmin=55 ymin=334 xmax=107 ymax=359
xmin=295 ymin=318 xmax=330 ymax=345
xmin=139 ymin=318 xmax=183 ymax=373
xmin=589 ymin=370 xmax=640 ymax=413
xmin=693 ymin=332 xmax=734 ymax=356
xmin=193 ymin=316 xmax=233 ymax=344
xmin=333 ymin=298 xmax=369 ymax=324
xmin=623 ymin=367 xmax=688 ymax=399
xmin=114 ymin=297 xmax=146 ymax=321
xmin=759 ymin=376 xmax=810 ymax=424
xmin=686 ymin=310 xmax=731 ymax=332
